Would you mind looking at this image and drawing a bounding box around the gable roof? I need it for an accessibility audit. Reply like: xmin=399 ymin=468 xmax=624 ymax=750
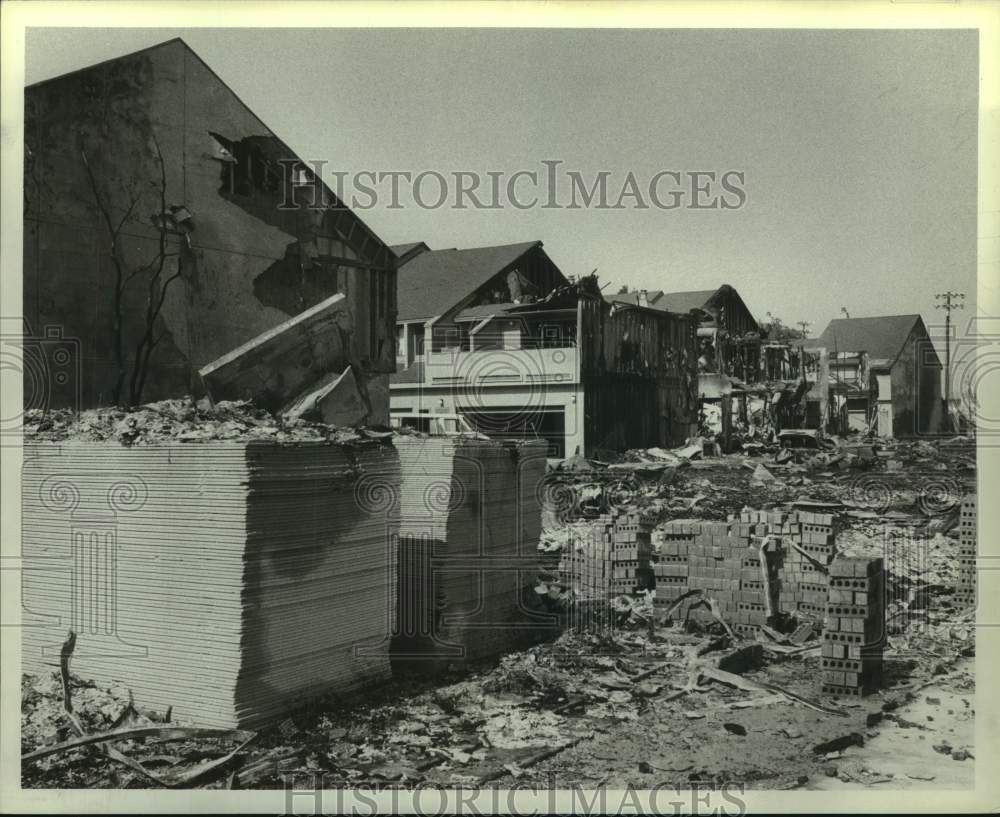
xmin=610 ymin=287 xmax=722 ymax=314
xmin=390 ymin=242 xmax=430 ymax=262
xmin=396 ymin=241 xmax=542 ymax=322
xmin=26 ymin=37 xmax=189 ymax=90
xmin=659 ymin=289 xmax=721 ymax=313
xmin=810 ymin=314 xmax=934 ymax=369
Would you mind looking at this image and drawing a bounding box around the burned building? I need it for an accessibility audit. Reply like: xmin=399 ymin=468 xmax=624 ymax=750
xmin=23 ymin=38 xmax=396 ymax=416
xmin=390 ymin=242 xmax=698 ymax=457
xmin=611 ymin=284 xmax=761 ymax=385
xmin=611 ymin=285 xmax=763 ymax=447
xmin=808 ymin=314 xmax=943 ymax=437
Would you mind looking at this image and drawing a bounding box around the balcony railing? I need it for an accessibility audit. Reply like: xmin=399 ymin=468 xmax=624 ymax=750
xmin=423 ymin=345 xmax=579 ymax=387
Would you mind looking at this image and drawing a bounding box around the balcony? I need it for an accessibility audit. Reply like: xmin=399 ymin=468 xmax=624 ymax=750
xmin=424 ymin=344 xmax=579 ymax=388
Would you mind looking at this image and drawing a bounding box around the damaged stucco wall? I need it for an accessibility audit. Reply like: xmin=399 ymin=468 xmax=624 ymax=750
xmin=24 ymin=39 xmax=396 ymax=412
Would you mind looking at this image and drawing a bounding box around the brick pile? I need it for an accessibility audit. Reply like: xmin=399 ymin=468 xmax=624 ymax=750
xmin=558 ymin=509 xmax=655 ymax=598
xmin=776 ymin=510 xmax=837 ymax=621
xmin=822 ymin=556 xmax=885 ymax=696
xmin=652 ymin=513 xmax=780 ymax=638
xmin=956 ymin=493 xmax=976 ymax=608
xmin=649 ymin=509 xmax=840 ymax=637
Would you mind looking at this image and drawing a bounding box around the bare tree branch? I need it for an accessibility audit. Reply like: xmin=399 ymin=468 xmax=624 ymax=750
xmin=85 ymin=131 xmax=186 ymax=407
xmin=81 ymin=144 xmax=128 ymax=405
xmin=115 ymin=193 xmax=140 ymax=236
xmin=128 ymin=132 xmax=181 ymax=406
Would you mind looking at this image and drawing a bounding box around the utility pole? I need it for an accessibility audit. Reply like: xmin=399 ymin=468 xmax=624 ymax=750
xmin=797 ymin=321 xmax=811 ymax=337
xmin=935 ymin=290 xmax=965 ymax=427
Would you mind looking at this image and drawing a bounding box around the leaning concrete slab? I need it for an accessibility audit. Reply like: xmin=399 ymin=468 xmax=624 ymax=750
xmin=283 ymin=365 xmax=368 ymax=428
xmin=198 ymin=292 xmax=352 ymax=413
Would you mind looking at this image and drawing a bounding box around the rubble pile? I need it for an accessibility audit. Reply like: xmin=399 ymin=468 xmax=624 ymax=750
xmin=21 ymin=665 xmax=256 ymax=789
xmin=23 ymin=598 xmax=975 ymax=790
xmin=22 ymin=398 xmax=366 ymax=445
xmin=21 ymin=433 xmax=977 ymax=789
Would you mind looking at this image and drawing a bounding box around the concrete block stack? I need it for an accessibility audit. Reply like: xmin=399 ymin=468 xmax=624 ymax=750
xmin=559 ymin=509 xmax=654 ymax=599
xmin=822 ymin=556 xmax=885 ymax=697
xmin=728 ymin=512 xmax=780 ymax=637
xmin=651 ymin=522 xmax=694 ymax=610
xmin=652 ymin=515 xmax=778 ymax=637
xmin=956 ymin=494 xmax=977 ymax=608
xmin=777 ymin=510 xmax=838 ymax=621
xmin=610 ymin=513 xmax=656 ymax=595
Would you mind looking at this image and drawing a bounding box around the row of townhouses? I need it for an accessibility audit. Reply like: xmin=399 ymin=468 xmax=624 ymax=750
xmin=22 ymin=39 xmax=945 ymax=452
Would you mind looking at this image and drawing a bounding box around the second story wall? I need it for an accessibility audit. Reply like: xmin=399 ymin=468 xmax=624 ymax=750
xmin=580 ymin=297 xmax=696 ymax=382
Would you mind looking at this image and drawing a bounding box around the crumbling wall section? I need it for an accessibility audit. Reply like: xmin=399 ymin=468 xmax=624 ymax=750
xmin=648 ymin=510 xmax=838 ymax=638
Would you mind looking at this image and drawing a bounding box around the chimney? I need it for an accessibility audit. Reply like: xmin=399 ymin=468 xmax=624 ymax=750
xmin=638 ymin=289 xmax=649 ymax=308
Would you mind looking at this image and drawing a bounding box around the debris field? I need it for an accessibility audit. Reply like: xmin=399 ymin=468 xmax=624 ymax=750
xmin=21 ymin=413 xmax=976 ymax=790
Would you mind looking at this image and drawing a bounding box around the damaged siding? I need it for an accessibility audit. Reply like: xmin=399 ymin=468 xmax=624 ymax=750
xmin=580 ymin=298 xmax=698 ymax=457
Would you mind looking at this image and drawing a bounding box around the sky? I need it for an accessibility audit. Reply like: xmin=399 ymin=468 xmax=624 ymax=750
xmin=24 ymin=27 xmax=979 ymax=343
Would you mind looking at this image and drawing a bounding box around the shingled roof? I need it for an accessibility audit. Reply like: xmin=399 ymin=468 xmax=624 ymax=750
xmin=810 ymin=314 xmax=937 ymax=369
xmin=394 ymin=241 xmax=542 ymax=322
xmin=389 ymin=242 xmax=429 ymax=263
xmin=610 ymin=288 xmax=721 ymax=314
xmin=659 ymin=289 xmax=722 ymax=314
